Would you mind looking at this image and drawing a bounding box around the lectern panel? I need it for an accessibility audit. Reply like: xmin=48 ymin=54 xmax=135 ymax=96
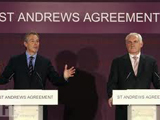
xmin=9 ymin=106 xmax=43 ymax=120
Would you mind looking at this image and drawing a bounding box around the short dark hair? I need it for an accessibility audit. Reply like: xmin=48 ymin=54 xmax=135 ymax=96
xmin=24 ymin=31 xmax=39 ymax=42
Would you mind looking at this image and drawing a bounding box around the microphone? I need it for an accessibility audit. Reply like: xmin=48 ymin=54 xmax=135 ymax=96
xmin=126 ymin=72 xmax=132 ymax=80
xmin=154 ymin=72 xmax=160 ymax=80
xmin=8 ymin=73 xmax=15 ymax=81
xmin=35 ymin=72 xmax=44 ymax=89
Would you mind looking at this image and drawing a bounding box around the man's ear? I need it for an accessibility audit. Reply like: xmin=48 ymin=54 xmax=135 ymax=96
xmin=141 ymin=42 xmax=143 ymax=48
xmin=24 ymin=41 xmax=27 ymax=48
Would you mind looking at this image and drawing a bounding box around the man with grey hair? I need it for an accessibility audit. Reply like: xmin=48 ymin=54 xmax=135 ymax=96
xmin=107 ymin=32 xmax=160 ymax=120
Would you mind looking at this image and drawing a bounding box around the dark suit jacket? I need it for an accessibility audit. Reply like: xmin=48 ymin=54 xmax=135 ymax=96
xmin=0 ymin=53 xmax=65 ymax=89
xmin=107 ymin=53 xmax=160 ymax=120
xmin=107 ymin=53 xmax=160 ymax=98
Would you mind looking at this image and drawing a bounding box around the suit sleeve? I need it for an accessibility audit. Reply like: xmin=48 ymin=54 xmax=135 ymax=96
xmin=0 ymin=58 xmax=15 ymax=84
xmin=152 ymin=60 xmax=160 ymax=89
xmin=107 ymin=59 xmax=119 ymax=98
xmin=47 ymin=60 xmax=67 ymax=86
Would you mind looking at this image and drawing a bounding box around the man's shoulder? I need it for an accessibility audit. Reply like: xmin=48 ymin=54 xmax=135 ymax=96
xmin=10 ymin=53 xmax=50 ymax=62
xmin=141 ymin=54 xmax=156 ymax=62
xmin=10 ymin=53 xmax=25 ymax=60
xmin=36 ymin=54 xmax=51 ymax=62
xmin=113 ymin=54 xmax=128 ymax=61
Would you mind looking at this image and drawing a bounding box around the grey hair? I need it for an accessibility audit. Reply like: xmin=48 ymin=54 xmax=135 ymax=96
xmin=125 ymin=33 xmax=143 ymax=43
xmin=24 ymin=31 xmax=39 ymax=42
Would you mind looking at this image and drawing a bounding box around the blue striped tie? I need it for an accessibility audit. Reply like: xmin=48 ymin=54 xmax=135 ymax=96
xmin=29 ymin=56 xmax=34 ymax=76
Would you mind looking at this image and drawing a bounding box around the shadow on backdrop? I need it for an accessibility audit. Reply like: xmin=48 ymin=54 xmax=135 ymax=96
xmin=55 ymin=50 xmax=98 ymax=120
xmin=77 ymin=47 xmax=107 ymax=120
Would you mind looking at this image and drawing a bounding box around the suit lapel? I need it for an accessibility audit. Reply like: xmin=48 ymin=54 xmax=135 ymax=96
xmin=34 ymin=55 xmax=42 ymax=73
xmin=123 ymin=54 xmax=145 ymax=77
xmin=137 ymin=54 xmax=145 ymax=77
xmin=123 ymin=54 xmax=134 ymax=74
xmin=21 ymin=53 xmax=30 ymax=77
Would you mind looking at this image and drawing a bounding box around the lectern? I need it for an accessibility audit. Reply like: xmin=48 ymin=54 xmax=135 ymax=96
xmin=0 ymin=90 xmax=58 ymax=120
xmin=113 ymin=90 xmax=160 ymax=120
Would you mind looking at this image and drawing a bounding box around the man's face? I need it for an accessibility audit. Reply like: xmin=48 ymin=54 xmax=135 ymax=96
xmin=24 ymin=34 xmax=39 ymax=55
xmin=126 ymin=35 xmax=143 ymax=55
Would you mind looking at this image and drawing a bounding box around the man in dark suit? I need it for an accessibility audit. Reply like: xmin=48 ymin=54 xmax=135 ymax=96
xmin=107 ymin=33 xmax=160 ymax=120
xmin=0 ymin=32 xmax=75 ymax=120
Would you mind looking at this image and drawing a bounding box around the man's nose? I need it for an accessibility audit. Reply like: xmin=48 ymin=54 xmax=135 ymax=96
xmin=34 ymin=42 xmax=38 ymax=45
xmin=131 ymin=43 xmax=135 ymax=46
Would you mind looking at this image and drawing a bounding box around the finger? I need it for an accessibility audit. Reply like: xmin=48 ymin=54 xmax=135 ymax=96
xmin=69 ymin=70 xmax=76 ymax=73
xmin=69 ymin=70 xmax=75 ymax=75
xmin=109 ymin=102 xmax=112 ymax=107
xmin=65 ymin=64 xmax=68 ymax=70
xmin=108 ymin=99 xmax=112 ymax=107
xmin=69 ymin=66 xmax=75 ymax=70
xmin=70 ymin=69 xmax=76 ymax=73
xmin=69 ymin=75 xmax=74 ymax=77
xmin=108 ymin=101 xmax=112 ymax=107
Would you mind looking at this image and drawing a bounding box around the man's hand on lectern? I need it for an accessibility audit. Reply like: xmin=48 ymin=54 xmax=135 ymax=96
xmin=108 ymin=97 xmax=113 ymax=107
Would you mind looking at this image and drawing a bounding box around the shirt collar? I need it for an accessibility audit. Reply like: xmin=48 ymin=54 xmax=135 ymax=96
xmin=26 ymin=51 xmax=37 ymax=59
xmin=129 ymin=52 xmax=141 ymax=59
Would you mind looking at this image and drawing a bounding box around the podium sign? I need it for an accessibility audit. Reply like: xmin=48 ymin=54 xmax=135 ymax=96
xmin=113 ymin=89 xmax=160 ymax=105
xmin=0 ymin=90 xmax=58 ymax=120
xmin=9 ymin=106 xmax=43 ymax=120
xmin=0 ymin=90 xmax=58 ymax=105
xmin=113 ymin=90 xmax=160 ymax=120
